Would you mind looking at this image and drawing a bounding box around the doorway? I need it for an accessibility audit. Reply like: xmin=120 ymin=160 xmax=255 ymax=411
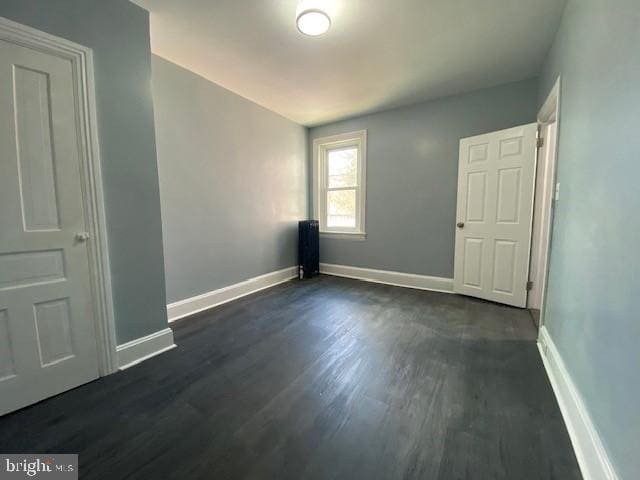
xmin=0 ymin=17 xmax=116 ymax=416
xmin=453 ymin=80 xmax=561 ymax=316
xmin=453 ymin=123 xmax=538 ymax=307
xmin=529 ymin=79 xmax=561 ymax=327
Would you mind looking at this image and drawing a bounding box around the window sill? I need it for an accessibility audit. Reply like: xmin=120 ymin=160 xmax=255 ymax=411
xmin=320 ymin=231 xmax=367 ymax=241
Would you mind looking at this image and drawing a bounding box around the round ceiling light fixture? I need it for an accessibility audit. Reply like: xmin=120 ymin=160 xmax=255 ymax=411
xmin=296 ymin=7 xmax=331 ymax=36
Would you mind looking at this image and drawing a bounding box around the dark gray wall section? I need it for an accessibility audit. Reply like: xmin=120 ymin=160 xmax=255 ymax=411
xmin=0 ymin=0 xmax=168 ymax=344
xmin=152 ymin=56 xmax=307 ymax=304
xmin=309 ymin=79 xmax=539 ymax=278
xmin=539 ymin=1 xmax=640 ymax=478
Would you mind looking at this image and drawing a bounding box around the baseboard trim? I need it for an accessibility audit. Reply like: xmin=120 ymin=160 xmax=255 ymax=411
xmin=320 ymin=263 xmax=454 ymax=294
xmin=167 ymin=266 xmax=298 ymax=322
xmin=116 ymin=327 xmax=176 ymax=370
xmin=538 ymin=326 xmax=618 ymax=480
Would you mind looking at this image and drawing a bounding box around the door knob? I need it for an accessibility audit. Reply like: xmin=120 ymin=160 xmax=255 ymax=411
xmin=74 ymin=232 xmax=90 ymax=242
xmin=456 ymin=222 xmax=465 ymax=229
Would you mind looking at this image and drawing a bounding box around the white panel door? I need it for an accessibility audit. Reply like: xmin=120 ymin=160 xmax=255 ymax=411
xmin=453 ymin=124 xmax=537 ymax=307
xmin=0 ymin=38 xmax=100 ymax=415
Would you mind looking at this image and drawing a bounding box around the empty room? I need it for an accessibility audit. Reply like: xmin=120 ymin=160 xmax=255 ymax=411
xmin=0 ymin=0 xmax=638 ymax=479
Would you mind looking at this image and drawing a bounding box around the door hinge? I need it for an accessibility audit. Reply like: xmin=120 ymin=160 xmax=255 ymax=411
xmin=537 ymin=137 xmax=544 ymax=148
xmin=526 ymin=281 xmax=534 ymax=291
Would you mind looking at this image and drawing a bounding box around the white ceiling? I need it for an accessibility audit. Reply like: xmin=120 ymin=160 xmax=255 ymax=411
xmin=132 ymin=0 xmax=566 ymax=126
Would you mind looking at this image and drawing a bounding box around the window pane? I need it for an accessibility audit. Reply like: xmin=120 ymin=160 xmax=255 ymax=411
xmin=328 ymin=147 xmax=357 ymax=188
xmin=327 ymin=189 xmax=356 ymax=228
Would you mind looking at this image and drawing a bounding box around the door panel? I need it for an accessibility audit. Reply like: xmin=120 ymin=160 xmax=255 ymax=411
xmin=466 ymin=172 xmax=487 ymax=222
xmin=34 ymin=298 xmax=75 ymax=366
xmin=492 ymin=240 xmax=517 ymax=294
xmin=0 ymin=250 xmax=65 ymax=289
xmin=468 ymin=142 xmax=489 ymax=163
xmin=462 ymin=238 xmax=484 ymax=289
xmin=496 ymin=168 xmax=522 ymax=223
xmin=0 ymin=310 xmax=15 ymax=380
xmin=0 ymin=38 xmax=99 ymax=416
xmin=13 ymin=65 xmax=61 ymax=230
xmin=499 ymin=136 xmax=523 ymax=157
xmin=454 ymin=124 xmax=537 ymax=307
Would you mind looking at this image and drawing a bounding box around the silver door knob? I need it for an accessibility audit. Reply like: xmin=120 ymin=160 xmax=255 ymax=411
xmin=456 ymin=222 xmax=465 ymax=229
xmin=75 ymin=232 xmax=90 ymax=242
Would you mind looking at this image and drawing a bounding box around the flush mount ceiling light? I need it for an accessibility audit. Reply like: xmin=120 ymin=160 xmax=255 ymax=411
xmin=296 ymin=3 xmax=331 ymax=36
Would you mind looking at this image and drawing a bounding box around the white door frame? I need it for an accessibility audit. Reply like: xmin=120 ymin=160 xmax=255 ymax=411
xmin=0 ymin=16 xmax=118 ymax=375
xmin=534 ymin=77 xmax=561 ymax=330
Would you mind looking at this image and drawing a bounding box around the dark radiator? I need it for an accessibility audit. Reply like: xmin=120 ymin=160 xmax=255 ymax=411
xmin=298 ymin=220 xmax=319 ymax=279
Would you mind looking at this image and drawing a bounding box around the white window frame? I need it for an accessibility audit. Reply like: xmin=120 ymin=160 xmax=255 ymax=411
xmin=313 ymin=130 xmax=367 ymax=239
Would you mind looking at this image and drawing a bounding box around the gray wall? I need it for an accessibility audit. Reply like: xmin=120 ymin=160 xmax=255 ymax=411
xmin=309 ymin=78 xmax=539 ymax=278
xmin=0 ymin=0 xmax=168 ymax=344
xmin=152 ymin=56 xmax=307 ymax=304
xmin=539 ymin=1 xmax=639 ymax=478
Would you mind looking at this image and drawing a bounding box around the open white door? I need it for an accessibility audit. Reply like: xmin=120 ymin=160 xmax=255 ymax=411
xmin=0 ymin=36 xmax=100 ymax=415
xmin=453 ymin=124 xmax=537 ymax=308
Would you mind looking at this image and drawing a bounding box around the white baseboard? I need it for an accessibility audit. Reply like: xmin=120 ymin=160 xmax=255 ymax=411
xmin=167 ymin=266 xmax=298 ymax=322
xmin=320 ymin=263 xmax=454 ymax=294
xmin=538 ymin=326 xmax=618 ymax=480
xmin=116 ymin=327 xmax=176 ymax=370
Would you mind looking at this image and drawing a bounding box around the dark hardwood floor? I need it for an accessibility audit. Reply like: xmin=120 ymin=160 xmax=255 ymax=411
xmin=0 ymin=275 xmax=581 ymax=479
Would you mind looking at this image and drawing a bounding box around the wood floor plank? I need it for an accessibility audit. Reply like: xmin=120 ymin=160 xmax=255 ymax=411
xmin=0 ymin=275 xmax=581 ymax=479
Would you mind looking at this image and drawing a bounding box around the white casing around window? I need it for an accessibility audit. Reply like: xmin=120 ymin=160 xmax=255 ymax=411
xmin=312 ymin=130 xmax=367 ymax=238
